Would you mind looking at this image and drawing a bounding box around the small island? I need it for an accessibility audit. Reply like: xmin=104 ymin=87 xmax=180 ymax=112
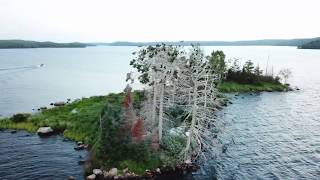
xmin=207 ymin=50 xmax=291 ymax=92
xmin=0 ymin=44 xmax=293 ymax=179
xmin=298 ymin=39 xmax=320 ymax=49
xmin=0 ymin=40 xmax=87 ymax=49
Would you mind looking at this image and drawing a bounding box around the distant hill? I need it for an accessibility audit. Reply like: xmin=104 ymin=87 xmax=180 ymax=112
xmin=0 ymin=40 xmax=87 ymax=49
xmin=90 ymin=38 xmax=318 ymax=47
xmin=298 ymin=39 xmax=320 ymax=49
xmin=2 ymin=38 xmax=319 ymax=49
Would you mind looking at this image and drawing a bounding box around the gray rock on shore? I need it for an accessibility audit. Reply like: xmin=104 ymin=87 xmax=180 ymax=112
xmin=37 ymin=127 xmax=54 ymax=136
xmin=104 ymin=168 xmax=118 ymax=177
xmin=53 ymin=101 xmax=66 ymax=107
xmin=93 ymin=169 xmax=103 ymax=175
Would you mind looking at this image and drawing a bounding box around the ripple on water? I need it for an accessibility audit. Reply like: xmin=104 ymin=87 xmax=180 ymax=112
xmin=0 ymin=131 xmax=87 ymax=180
xmin=194 ymin=87 xmax=320 ymax=179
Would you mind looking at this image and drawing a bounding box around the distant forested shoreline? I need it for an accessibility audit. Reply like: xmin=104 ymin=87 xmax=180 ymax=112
xmin=0 ymin=40 xmax=87 ymax=49
xmin=298 ymin=39 xmax=320 ymax=49
xmin=90 ymin=37 xmax=319 ymax=47
xmin=1 ymin=37 xmax=320 ymax=49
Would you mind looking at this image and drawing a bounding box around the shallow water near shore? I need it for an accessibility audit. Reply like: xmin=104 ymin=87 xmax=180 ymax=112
xmin=1 ymin=46 xmax=320 ymax=179
xmin=0 ymin=130 xmax=87 ymax=180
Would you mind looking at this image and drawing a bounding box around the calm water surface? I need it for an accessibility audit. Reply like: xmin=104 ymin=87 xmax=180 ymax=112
xmin=0 ymin=46 xmax=138 ymax=117
xmin=0 ymin=46 xmax=319 ymax=179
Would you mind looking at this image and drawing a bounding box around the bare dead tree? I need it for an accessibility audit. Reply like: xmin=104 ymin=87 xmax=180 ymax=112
xmin=133 ymin=44 xmax=222 ymax=163
xmin=278 ymin=68 xmax=292 ymax=84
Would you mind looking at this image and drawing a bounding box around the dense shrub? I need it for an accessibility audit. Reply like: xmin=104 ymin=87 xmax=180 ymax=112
xmin=160 ymin=135 xmax=186 ymax=167
xmin=94 ymin=95 xmax=161 ymax=174
xmin=225 ymin=60 xmax=281 ymax=85
xmin=10 ymin=113 xmax=31 ymax=123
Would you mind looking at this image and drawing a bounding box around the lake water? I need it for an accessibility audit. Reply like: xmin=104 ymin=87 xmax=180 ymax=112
xmin=0 ymin=46 xmax=320 ymax=179
xmin=0 ymin=46 xmax=138 ymax=117
xmin=0 ymin=130 xmax=86 ymax=180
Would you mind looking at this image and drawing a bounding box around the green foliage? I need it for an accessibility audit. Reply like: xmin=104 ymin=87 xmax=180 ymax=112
xmin=132 ymin=90 xmax=146 ymax=110
xmin=207 ymin=50 xmax=281 ymax=86
xmin=160 ymin=135 xmax=186 ymax=167
xmin=226 ymin=59 xmax=281 ymax=85
xmin=218 ymin=81 xmax=288 ymax=92
xmin=242 ymin=60 xmax=255 ymax=73
xmin=95 ymin=100 xmax=161 ymax=174
xmin=98 ymin=103 xmax=123 ymax=158
xmin=10 ymin=113 xmax=31 ymax=123
xmin=119 ymin=153 xmax=161 ymax=175
xmin=207 ymin=50 xmax=227 ymax=81
xmin=0 ymin=94 xmax=124 ymax=144
xmin=166 ymin=105 xmax=190 ymax=127
xmin=206 ymin=51 xmax=283 ymax=86
xmin=0 ymin=119 xmax=38 ymax=132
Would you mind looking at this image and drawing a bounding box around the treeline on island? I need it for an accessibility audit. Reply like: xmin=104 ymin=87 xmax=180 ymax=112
xmin=208 ymin=50 xmax=291 ymax=92
xmin=0 ymin=40 xmax=87 ymax=49
xmin=298 ymin=39 xmax=320 ymax=49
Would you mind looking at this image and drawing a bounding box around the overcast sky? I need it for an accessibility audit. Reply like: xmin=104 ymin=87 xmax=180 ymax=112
xmin=0 ymin=0 xmax=319 ymax=42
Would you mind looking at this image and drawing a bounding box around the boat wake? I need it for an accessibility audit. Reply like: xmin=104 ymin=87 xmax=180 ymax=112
xmin=0 ymin=64 xmax=44 ymax=71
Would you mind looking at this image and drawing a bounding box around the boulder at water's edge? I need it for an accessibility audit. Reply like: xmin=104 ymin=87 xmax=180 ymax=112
xmin=37 ymin=127 xmax=54 ymax=137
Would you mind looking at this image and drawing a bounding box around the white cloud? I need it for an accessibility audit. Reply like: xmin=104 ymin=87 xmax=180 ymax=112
xmin=0 ymin=0 xmax=319 ymax=42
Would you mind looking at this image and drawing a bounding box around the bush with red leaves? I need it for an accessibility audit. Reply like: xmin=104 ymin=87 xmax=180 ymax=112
xmin=131 ymin=117 xmax=146 ymax=143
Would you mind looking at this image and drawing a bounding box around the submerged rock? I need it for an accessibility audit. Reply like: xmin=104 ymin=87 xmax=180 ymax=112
xmin=37 ymin=127 xmax=54 ymax=136
xmin=74 ymin=142 xmax=88 ymax=150
xmin=222 ymin=144 xmax=228 ymax=153
xmin=78 ymin=160 xmax=86 ymax=165
xmin=67 ymin=176 xmax=76 ymax=180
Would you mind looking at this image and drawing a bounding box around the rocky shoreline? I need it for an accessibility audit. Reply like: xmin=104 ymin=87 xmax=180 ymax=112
xmin=82 ymin=161 xmax=198 ymax=180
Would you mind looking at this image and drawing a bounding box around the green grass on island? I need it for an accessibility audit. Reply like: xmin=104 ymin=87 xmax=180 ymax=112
xmin=218 ymin=81 xmax=289 ymax=93
xmin=0 ymin=83 xmax=288 ymax=142
xmin=0 ymin=92 xmax=144 ymax=144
